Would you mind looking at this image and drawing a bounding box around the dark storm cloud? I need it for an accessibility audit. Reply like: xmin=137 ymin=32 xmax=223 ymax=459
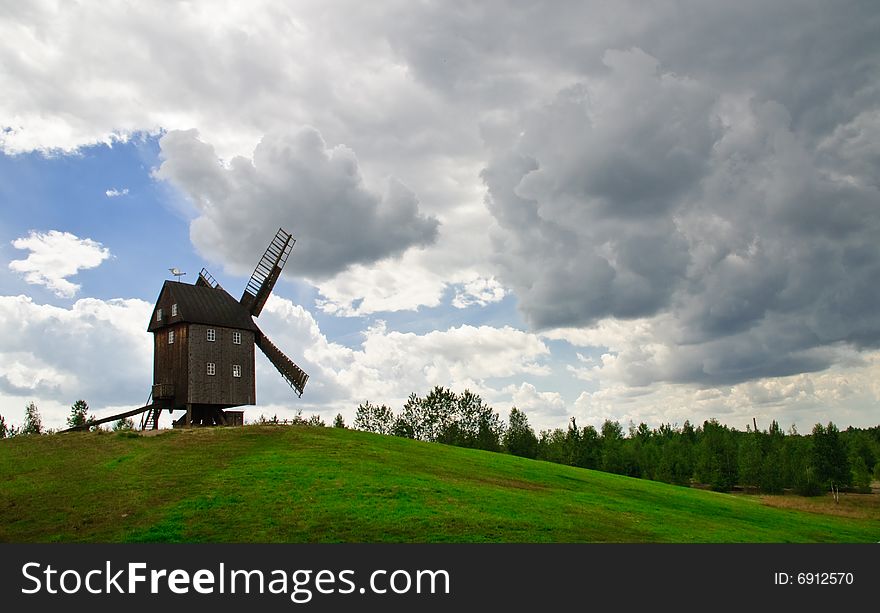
xmin=154 ymin=128 xmax=439 ymax=279
xmin=469 ymin=3 xmax=880 ymax=386
xmin=483 ymin=48 xmax=718 ymax=330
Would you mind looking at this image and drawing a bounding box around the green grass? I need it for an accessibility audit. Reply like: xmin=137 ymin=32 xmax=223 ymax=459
xmin=0 ymin=425 xmax=876 ymax=542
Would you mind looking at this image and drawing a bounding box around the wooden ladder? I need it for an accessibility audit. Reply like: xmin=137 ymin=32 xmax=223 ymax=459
xmin=138 ymin=391 xmax=162 ymax=430
xmin=142 ymin=407 xmax=161 ymax=430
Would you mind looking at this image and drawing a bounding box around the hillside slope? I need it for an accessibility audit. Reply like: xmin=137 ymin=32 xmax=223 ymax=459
xmin=0 ymin=425 xmax=875 ymax=542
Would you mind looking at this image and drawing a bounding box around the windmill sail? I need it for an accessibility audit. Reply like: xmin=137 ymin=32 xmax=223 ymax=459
xmin=240 ymin=228 xmax=294 ymax=317
xmin=196 ymin=267 xmax=220 ymax=289
xmin=255 ymin=327 xmax=309 ymax=397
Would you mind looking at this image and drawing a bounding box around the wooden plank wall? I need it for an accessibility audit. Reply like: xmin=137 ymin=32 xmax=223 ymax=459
xmin=153 ymin=323 xmax=189 ymax=406
xmin=188 ymin=324 xmax=255 ymax=406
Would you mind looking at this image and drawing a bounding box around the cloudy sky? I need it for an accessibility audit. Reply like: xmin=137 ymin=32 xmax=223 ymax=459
xmin=1 ymin=1 xmax=878 ymax=433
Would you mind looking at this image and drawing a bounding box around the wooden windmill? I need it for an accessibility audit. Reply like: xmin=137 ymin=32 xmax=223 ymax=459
xmin=62 ymin=228 xmax=308 ymax=432
xmin=143 ymin=228 xmax=309 ymax=428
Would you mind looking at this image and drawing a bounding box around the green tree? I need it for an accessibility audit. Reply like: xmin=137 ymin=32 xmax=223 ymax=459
xmin=845 ymin=429 xmax=876 ymax=483
xmin=628 ymin=422 xmax=657 ymax=479
xmin=563 ymin=417 xmax=582 ymax=467
xmin=67 ymin=399 xmax=90 ymax=429
xmin=600 ymin=420 xmax=625 ymax=474
xmin=787 ymin=434 xmax=821 ymax=496
xmin=695 ymin=419 xmax=738 ymax=491
xmin=307 ymin=414 xmax=325 ymax=427
xmin=439 ymin=389 xmax=503 ymax=451
xmin=474 ymin=406 xmax=504 ymax=452
xmin=851 ymin=456 xmax=872 ymax=494
xmin=112 ymin=417 xmax=134 ymax=431
xmin=353 ymin=401 xmax=394 ymax=435
xmin=333 ymin=413 xmax=346 ymax=428
xmin=504 ymin=407 xmax=538 ymax=459
xmin=0 ymin=414 xmax=7 ymax=438
xmin=758 ymin=421 xmax=786 ymax=493
xmin=738 ymin=430 xmax=763 ymax=490
xmin=653 ymin=423 xmax=695 ymax=486
xmin=22 ymin=402 xmax=42 ymax=435
xmin=811 ymin=422 xmax=851 ymax=501
xmin=392 ymin=393 xmax=423 ymax=439
xmin=536 ymin=428 xmax=568 ymax=464
xmin=420 ymin=386 xmax=457 ymax=443
xmin=660 ymin=438 xmax=694 ymax=486
xmin=573 ymin=424 xmax=601 ymax=470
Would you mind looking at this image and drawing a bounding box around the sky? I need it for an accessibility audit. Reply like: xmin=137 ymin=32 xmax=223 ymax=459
xmin=1 ymin=1 xmax=879 ymax=433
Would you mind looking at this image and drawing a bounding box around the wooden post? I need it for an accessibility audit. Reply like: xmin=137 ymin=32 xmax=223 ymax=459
xmin=186 ymin=404 xmax=192 ymax=427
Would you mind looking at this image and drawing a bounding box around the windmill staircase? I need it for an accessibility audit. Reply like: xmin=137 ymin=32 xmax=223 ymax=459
xmin=140 ymin=406 xmax=161 ymax=430
xmin=138 ymin=391 xmax=162 ymax=430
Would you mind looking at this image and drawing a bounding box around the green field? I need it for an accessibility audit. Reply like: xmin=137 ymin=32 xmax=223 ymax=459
xmin=0 ymin=425 xmax=876 ymax=542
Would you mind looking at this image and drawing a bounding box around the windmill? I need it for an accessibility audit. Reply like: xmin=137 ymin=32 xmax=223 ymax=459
xmin=150 ymin=227 xmax=309 ymax=427
xmin=63 ymin=228 xmax=308 ymax=432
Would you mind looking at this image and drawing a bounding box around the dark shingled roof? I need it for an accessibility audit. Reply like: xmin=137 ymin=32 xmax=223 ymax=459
xmin=148 ymin=281 xmax=258 ymax=332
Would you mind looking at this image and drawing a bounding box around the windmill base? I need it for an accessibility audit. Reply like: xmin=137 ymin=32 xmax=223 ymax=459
xmin=172 ymin=405 xmax=245 ymax=428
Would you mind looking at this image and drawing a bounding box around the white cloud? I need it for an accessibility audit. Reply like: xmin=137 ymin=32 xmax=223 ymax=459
xmin=452 ymin=275 xmax=507 ymax=309
xmin=0 ymin=294 xmax=153 ymax=429
xmin=314 ymin=252 xmax=448 ymax=316
xmin=105 ymin=188 xmax=129 ymax=197
xmin=256 ymin=295 xmax=551 ymax=422
xmin=572 ymin=351 xmax=880 ymax=431
xmin=505 ymin=382 xmax=568 ymax=419
xmin=8 ymin=231 xmax=111 ymax=298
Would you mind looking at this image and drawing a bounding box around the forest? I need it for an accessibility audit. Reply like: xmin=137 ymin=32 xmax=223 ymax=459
xmin=353 ymin=387 xmax=879 ymax=496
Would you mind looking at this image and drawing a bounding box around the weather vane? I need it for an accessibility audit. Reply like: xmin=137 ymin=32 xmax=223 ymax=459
xmin=168 ymin=268 xmax=186 ymax=281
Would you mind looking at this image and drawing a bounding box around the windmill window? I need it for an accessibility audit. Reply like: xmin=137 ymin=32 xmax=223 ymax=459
xmin=207 ymin=328 xmax=216 ymax=342
xmin=232 ymin=331 xmax=241 ymax=345
xmin=232 ymin=364 xmax=241 ymax=378
xmin=171 ymin=303 xmax=178 ymax=317
xmin=156 ymin=308 xmax=162 ymax=322
xmin=168 ymin=329 xmax=175 ymax=344
xmin=207 ymin=362 xmax=216 ymax=376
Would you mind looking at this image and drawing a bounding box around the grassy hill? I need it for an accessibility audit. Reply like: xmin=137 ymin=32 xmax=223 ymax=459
xmin=0 ymin=425 xmax=876 ymax=542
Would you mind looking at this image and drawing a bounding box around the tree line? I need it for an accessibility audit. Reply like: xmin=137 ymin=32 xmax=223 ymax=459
xmin=4 ymin=393 xmax=877 ymax=498
xmin=0 ymin=400 xmax=134 ymax=437
xmin=353 ymin=387 xmax=879 ymax=497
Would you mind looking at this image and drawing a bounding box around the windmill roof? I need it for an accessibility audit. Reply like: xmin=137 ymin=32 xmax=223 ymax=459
xmin=147 ymin=281 xmax=259 ymax=332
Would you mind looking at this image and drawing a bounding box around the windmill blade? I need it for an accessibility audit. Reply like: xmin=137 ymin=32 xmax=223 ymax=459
xmin=240 ymin=228 xmax=295 ymax=317
xmin=196 ymin=267 xmax=220 ymax=288
xmin=255 ymin=327 xmax=309 ymax=397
